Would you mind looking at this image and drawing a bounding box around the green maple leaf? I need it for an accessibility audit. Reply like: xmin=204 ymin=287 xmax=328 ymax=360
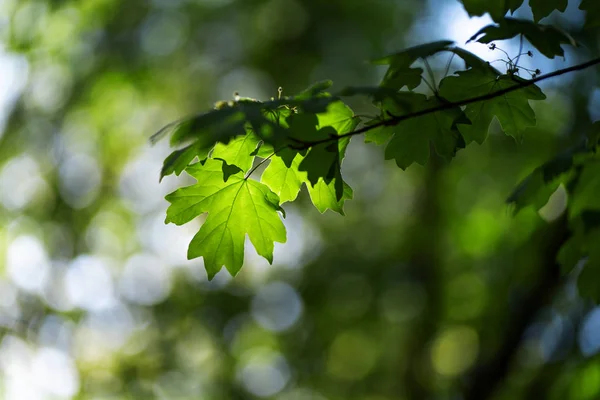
xmin=372 ymin=40 xmax=455 ymax=91
xmin=581 ymin=0 xmax=600 ymax=28
xmin=307 ymin=178 xmax=353 ymax=215
xmin=160 ymin=143 xmax=210 ymax=181
xmin=297 ymin=101 xmax=359 ymax=201
xmin=439 ymin=68 xmax=546 ymax=144
xmin=459 ymin=0 xmax=523 ymax=21
xmin=261 ymin=100 xmax=357 ymax=213
xmin=261 ymin=151 xmax=353 ymax=214
xmin=211 ymin=133 xmax=261 ymax=173
xmin=529 ymin=0 xmax=567 ymax=22
xmin=165 ymin=159 xmax=286 ymax=279
xmin=261 ymin=149 xmax=306 ymax=204
xmin=469 ymin=17 xmax=576 ymax=59
xmin=152 ymin=92 xmax=337 ymax=180
xmin=367 ymin=93 xmax=466 ymax=169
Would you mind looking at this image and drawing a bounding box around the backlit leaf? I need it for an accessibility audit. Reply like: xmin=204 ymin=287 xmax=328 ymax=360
xmin=165 ymin=159 xmax=286 ymax=279
xmin=211 ymin=133 xmax=261 ymax=173
xmin=298 ymin=101 xmax=358 ymax=200
xmin=261 ymin=150 xmax=306 ymax=204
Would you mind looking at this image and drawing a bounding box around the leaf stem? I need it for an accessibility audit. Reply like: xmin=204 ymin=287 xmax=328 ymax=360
xmin=424 ymin=58 xmax=438 ymax=93
xmin=443 ymin=52 xmax=456 ymax=79
xmin=244 ymin=146 xmax=286 ymax=179
xmin=514 ymin=35 xmax=524 ymax=69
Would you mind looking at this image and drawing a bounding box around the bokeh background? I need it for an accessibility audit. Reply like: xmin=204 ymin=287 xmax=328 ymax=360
xmin=0 ymin=0 xmax=599 ymax=399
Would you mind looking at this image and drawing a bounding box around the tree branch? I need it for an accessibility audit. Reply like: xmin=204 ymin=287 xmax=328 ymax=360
xmin=296 ymin=56 xmax=600 ymax=149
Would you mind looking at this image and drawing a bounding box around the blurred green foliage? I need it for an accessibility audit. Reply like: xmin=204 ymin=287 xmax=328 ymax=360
xmin=0 ymin=0 xmax=599 ymax=399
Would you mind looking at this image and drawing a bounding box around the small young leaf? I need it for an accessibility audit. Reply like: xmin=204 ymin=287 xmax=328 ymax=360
xmin=439 ymin=68 xmax=546 ymax=143
xmin=165 ymin=159 xmax=286 ymax=279
xmin=469 ymin=17 xmax=577 ymax=59
xmin=372 ymin=40 xmax=454 ymax=90
xmin=307 ymin=178 xmax=353 ymax=215
xmin=580 ymin=0 xmax=600 ymax=28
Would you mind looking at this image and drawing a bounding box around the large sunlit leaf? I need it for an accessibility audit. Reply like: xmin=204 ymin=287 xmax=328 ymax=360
xmin=469 ymin=17 xmax=576 ymax=59
xmin=165 ymin=159 xmax=286 ymax=279
xmin=439 ymin=68 xmax=546 ymax=143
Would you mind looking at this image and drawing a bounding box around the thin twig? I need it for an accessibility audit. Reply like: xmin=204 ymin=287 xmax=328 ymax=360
xmin=421 ymin=76 xmax=438 ymax=94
